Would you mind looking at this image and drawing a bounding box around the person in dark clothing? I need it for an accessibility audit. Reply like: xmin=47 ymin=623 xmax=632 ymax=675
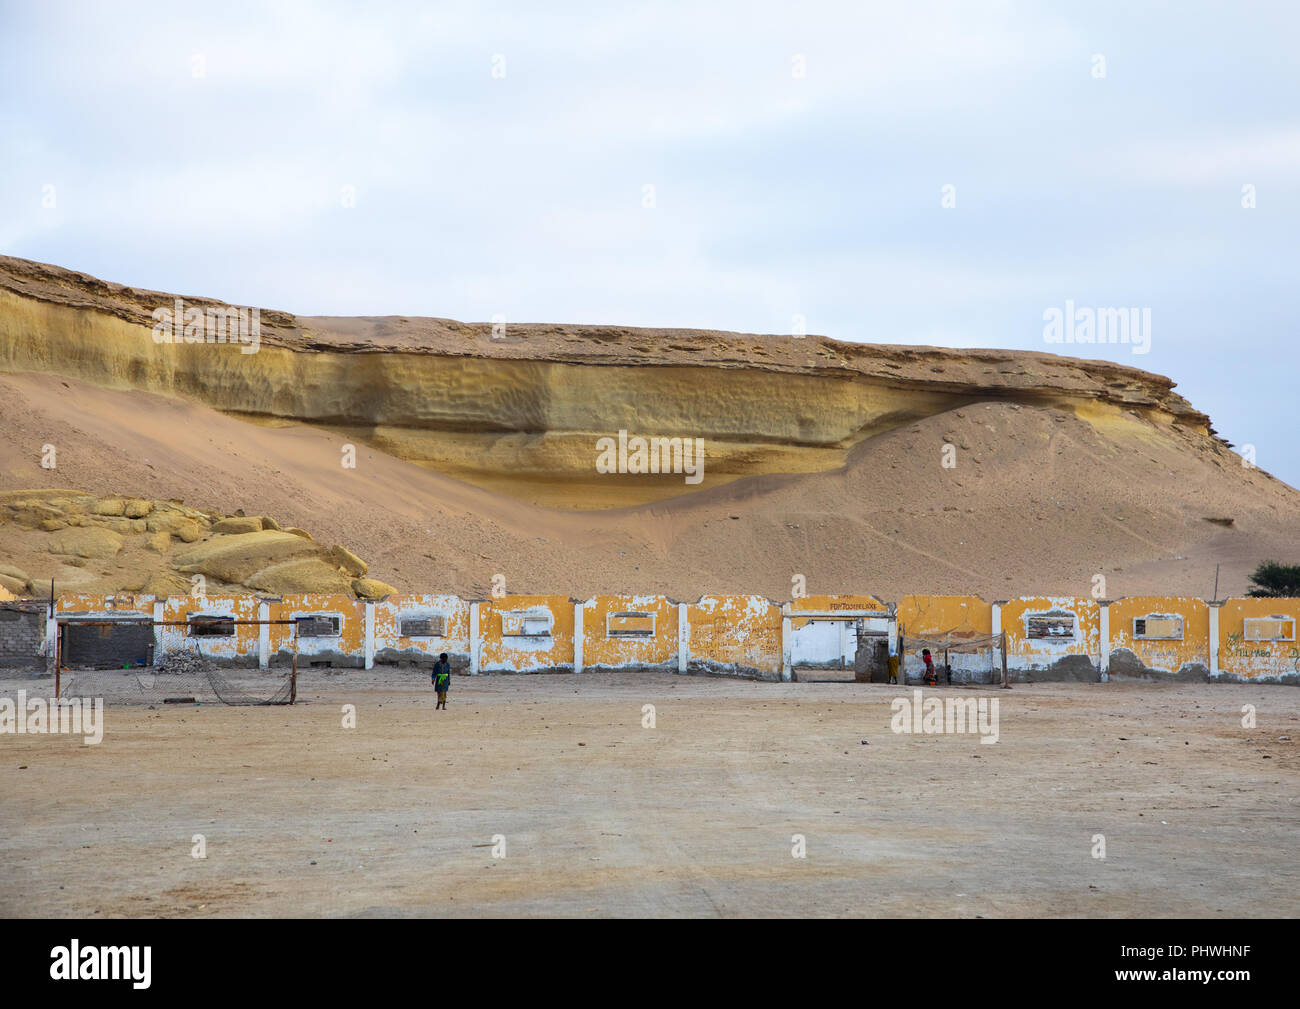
xmin=432 ymin=652 xmax=451 ymax=709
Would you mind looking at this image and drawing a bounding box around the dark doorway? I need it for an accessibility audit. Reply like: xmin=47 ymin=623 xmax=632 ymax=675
xmin=855 ymin=635 xmax=889 ymax=683
xmin=63 ymin=620 xmax=154 ymax=669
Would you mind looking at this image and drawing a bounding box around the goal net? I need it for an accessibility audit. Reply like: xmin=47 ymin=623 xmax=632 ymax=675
xmin=56 ymin=618 xmax=297 ymax=706
xmin=900 ymin=630 xmax=1008 ymax=687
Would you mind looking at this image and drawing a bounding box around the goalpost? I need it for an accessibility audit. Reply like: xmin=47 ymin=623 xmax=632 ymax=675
xmin=899 ymin=629 xmax=1011 ymax=688
xmin=54 ymin=617 xmax=302 ymax=706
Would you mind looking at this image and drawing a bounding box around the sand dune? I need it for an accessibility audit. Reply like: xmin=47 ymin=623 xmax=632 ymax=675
xmin=2 ymin=369 xmax=1294 ymax=601
xmin=2 ymin=256 xmax=1296 ymax=601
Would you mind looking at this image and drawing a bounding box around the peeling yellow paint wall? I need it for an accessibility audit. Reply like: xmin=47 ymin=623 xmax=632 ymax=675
xmin=897 ymin=594 xmax=993 ymax=680
xmin=479 ymin=595 xmax=575 ymax=673
xmin=1218 ymin=598 xmax=1300 ymax=682
xmin=897 ymin=595 xmax=992 ymax=638
xmin=158 ymin=595 xmax=261 ymax=663
xmin=373 ymin=594 xmax=471 ymax=669
xmin=789 ymin=594 xmax=887 ymax=615
xmin=788 ymin=593 xmax=886 ymax=631
xmin=42 ymin=588 xmax=1300 ymax=685
xmin=269 ymin=594 xmax=366 ymax=667
xmin=579 ymin=594 xmax=677 ymax=670
xmin=687 ymin=595 xmax=782 ymax=678
xmin=1002 ymin=596 xmax=1101 ymax=680
xmin=1107 ymin=596 xmax=1209 ymax=679
xmin=56 ymin=593 xmax=156 ymax=617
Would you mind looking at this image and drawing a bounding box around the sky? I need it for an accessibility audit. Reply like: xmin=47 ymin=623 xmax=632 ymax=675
xmin=2 ymin=1 xmax=1298 ymax=486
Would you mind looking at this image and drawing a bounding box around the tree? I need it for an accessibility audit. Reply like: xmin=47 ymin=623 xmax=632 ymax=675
xmin=1246 ymin=561 xmax=1300 ymax=598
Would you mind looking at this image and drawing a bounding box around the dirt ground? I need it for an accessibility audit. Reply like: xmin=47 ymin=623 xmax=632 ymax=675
xmin=2 ymin=670 xmax=1297 ymax=918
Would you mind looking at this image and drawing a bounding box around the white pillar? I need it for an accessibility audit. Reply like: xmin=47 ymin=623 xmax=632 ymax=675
xmin=153 ymin=600 xmax=164 ymax=665
xmin=781 ymin=605 xmax=793 ymax=682
xmin=363 ymin=602 xmax=375 ymax=670
xmin=992 ymin=602 xmax=1003 ymax=679
xmin=469 ymin=602 xmax=481 ymax=675
xmin=677 ymin=602 xmax=688 ymax=674
xmin=1208 ymin=602 xmax=1221 ymax=679
xmin=1099 ymin=601 xmax=1110 ymax=682
xmin=45 ymin=612 xmax=57 ymax=672
xmin=573 ymin=603 xmax=584 ymax=674
xmin=257 ymin=600 xmax=270 ymax=669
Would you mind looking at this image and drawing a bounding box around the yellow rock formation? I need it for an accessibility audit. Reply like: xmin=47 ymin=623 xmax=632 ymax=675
xmin=331 ymin=545 xmax=368 ymax=578
xmin=246 ymin=557 xmax=355 ymax=595
xmin=0 ymin=255 xmax=1213 ymax=509
xmin=48 ymin=526 xmax=123 ymax=559
xmin=351 ymin=577 xmax=396 ymax=599
xmin=0 ymin=489 xmax=378 ymax=600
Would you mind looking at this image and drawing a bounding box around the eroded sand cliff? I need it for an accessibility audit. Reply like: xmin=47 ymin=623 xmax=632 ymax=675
xmin=1 ymin=255 xmax=1211 ymax=508
xmin=2 ymin=256 xmax=1296 ymax=601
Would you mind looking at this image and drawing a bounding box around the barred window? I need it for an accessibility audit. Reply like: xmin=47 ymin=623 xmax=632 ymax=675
xmin=1026 ymin=613 xmax=1076 ymax=639
xmin=400 ymin=615 xmax=446 ymax=637
xmin=188 ymin=615 xmax=235 ymax=637
xmin=298 ymin=615 xmax=341 ymax=637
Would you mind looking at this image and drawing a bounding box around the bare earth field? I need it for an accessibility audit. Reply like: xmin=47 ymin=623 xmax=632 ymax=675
xmin=2 ymin=671 xmax=1297 ymax=918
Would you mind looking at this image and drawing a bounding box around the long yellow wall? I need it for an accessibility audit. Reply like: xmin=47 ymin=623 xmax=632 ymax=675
xmin=1218 ymin=598 xmax=1300 ymax=683
xmin=37 ymin=590 xmax=1300 ymax=683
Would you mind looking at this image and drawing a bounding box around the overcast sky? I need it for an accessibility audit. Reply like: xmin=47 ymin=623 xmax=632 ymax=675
xmin=3 ymin=1 xmax=1297 ymax=486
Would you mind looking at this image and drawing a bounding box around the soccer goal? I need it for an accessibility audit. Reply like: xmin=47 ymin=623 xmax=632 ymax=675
xmin=54 ymin=617 xmax=301 ymax=706
xmin=898 ymin=630 xmax=1010 ymax=688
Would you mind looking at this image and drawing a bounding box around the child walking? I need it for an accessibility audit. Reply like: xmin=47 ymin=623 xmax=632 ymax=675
xmin=432 ymin=652 xmax=451 ymax=709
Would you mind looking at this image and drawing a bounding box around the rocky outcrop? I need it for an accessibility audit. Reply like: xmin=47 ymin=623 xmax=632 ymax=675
xmin=0 ymin=255 xmax=1216 ymax=509
xmin=0 ymin=490 xmax=380 ymax=599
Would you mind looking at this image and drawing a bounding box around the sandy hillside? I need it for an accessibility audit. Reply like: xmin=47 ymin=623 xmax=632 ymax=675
xmin=1 ymin=255 xmax=1298 ymax=601
xmin=1 ymin=369 xmax=1295 ymax=601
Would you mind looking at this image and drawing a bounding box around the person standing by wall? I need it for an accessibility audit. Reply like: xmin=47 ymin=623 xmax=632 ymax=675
xmin=432 ymin=652 xmax=451 ymax=710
